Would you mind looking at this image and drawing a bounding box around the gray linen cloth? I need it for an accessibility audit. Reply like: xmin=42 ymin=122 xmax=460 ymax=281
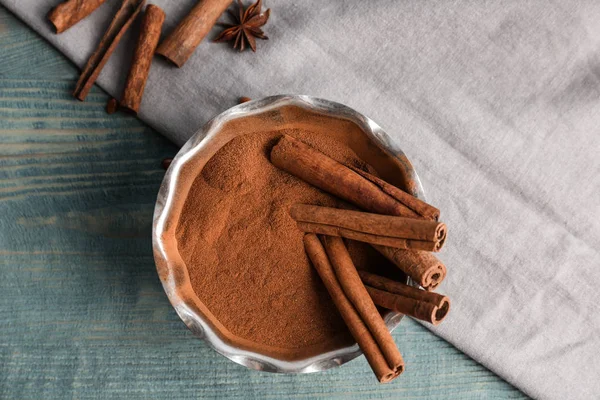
xmin=2 ymin=0 xmax=599 ymax=398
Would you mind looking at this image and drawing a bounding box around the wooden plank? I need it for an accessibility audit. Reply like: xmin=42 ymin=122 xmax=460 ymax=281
xmin=0 ymin=5 xmax=528 ymax=399
xmin=0 ymin=8 xmax=76 ymax=78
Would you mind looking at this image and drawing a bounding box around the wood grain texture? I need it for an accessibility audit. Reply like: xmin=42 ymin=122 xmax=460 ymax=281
xmin=0 ymin=6 xmax=528 ymax=399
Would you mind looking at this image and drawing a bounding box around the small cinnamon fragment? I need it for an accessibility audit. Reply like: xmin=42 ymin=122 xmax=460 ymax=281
xmin=291 ymin=204 xmax=446 ymax=251
xmin=359 ymin=271 xmax=450 ymax=325
xmin=161 ymin=158 xmax=173 ymax=170
xmin=373 ymin=245 xmax=447 ymax=291
xmin=270 ymin=135 xmax=435 ymax=219
xmin=156 ymin=0 xmax=232 ymax=67
xmin=239 ymin=96 xmax=251 ymax=103
xmin=106 ymin=98 xmax=119 ymax=114
xmin=48 ymin=0 xmax=107 ymax=34
xmin=73 ymin=0 xmax=145 ymax=101
xmin=303 ymin=234 xmax=403 ymax=383
xmin=120 ymin=5 xmax=165 ymax=114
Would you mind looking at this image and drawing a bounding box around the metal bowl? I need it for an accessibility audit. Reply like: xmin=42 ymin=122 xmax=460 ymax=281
xmin=152 ymin=95 xmax=426 ymax=374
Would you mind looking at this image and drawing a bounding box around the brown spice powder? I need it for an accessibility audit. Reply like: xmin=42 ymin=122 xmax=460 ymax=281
xmin=176 ymin=126 xmax=401 ymax=353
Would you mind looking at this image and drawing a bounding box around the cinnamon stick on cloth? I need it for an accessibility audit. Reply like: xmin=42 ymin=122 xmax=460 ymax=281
xmin=303 ymin=234 xmax=403 ymax=383
xmin=373 ymin=245 xmax=447 ymax=291
xmin=120 ymin=4 xmax=165 ymax=114
xmin=156 ymin=0 xmax=232 ymax=67
xmin=291 ymin=204 xmax=447 ymax=251
xmin=48 ymin=0 xmax=107 ymax=34
xmin=73 ymin=0 xmax=146 ymax=101
xmin=359 ymin=271 xmax=450 ymax=325
xmin=270 ymin=135 xmax=439 ymax=220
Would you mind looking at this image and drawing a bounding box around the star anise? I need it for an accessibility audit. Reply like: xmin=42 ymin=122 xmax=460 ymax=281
xmin=214 ymin=0 xmax=270 ymax=52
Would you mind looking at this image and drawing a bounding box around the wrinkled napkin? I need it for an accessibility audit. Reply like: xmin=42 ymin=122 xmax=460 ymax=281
xmin=2 ymin=0 xmax=599 ymax=398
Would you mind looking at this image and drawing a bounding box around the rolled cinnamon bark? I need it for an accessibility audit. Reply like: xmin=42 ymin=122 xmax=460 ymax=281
xmin=349 ymin=166 xmax=440 ymax=221
xmin=296 ymin=222 xmax=440 ymax=251
xmin=322 ymin=236 xmax=404 ymax=375
xmin=120 ymin=5 xmax=165 ymax=114
xmin=365 ymin=287 xmax=448 ymax=325
xmin=156 ymin=0 xmax=232 ymax=67
xmin=73 ymin=0 xmax=145 ymax=101
xmin=270 ymin=135 xmax=422 ymax=218
xmin=303 ymin=234 xmax=403 ymax=382
xmin=373 ymin=245 xmax=446 ymax=291
xmin=359 ymin=271 xmax=450 ymax=325
xmin=359 ymin=270 xmax=447 ymax=304
xmin=48 ymin=0 xmax=107 ymax=34
xmin=290 ymin=204 xmax=446 ymax=251
xmin=271 ymin=135 xmax=440 ymax=220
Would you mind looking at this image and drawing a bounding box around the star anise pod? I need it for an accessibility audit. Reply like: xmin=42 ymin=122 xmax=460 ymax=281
xmin=214 ymin=0 xmax=270 ymax=52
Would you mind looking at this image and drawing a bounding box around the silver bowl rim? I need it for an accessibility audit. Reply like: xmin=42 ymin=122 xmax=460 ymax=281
xmin=152 ymin=94 xmax=426 ymax=374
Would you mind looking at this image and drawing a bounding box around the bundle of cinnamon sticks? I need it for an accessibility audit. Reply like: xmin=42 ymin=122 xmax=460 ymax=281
xmin=271 ymin=135 xmax=452 ymax=382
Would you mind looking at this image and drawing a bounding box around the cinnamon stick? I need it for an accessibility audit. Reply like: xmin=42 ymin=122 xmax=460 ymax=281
xmin=322 ymin=236 xmax=404 ymax=376
xmin=373 ymin=245 xmax=447 ymax=291
xmin=73 ymin=0 xmax=145 ymax=101
xmin=359 ymin=271 xmax=450 ymax=325
xmin=303 ymin=234 xmax=403 ymax=383
xmin=349 ymin=166 xmax=440 ymax=221
xmin=156 ymin=0 xmax=232 ymax=67
xmin=270 ymin=135 xmax=437 ymax=219
xmin=297 ymin=222 xmax=439 ymax=251
xmin=48 ymin=0 xmax=107 ymax=34
xmin=120 ymin=4 xmax=165 ymax=114
xmin=291 ymin=204 xmax=446 ymax=251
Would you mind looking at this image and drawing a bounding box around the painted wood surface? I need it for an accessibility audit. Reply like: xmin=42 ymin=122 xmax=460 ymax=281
xmin=0 ymin=6 xmax=527 ymax=399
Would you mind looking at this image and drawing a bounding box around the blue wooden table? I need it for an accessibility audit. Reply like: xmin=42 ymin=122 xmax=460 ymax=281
xmin=0 ymin=6 xmax=527 ymax=399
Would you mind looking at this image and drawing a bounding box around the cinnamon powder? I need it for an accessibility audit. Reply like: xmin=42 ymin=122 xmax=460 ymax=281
xmin=175 ymin=111 xmax=403 ymax=355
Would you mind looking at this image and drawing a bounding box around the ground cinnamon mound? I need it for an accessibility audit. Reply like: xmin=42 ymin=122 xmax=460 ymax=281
xmin=176 ymin=129 xmax=398 ymax=351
